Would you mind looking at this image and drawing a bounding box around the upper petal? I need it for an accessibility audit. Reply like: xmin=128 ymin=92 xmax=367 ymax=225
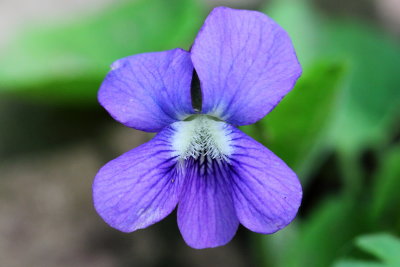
xmin=228 ymin=126 xmax=302 ymax=233
xmin=93 ymin=126 xmax=183 ymax=232
xmin=191 ymin=7 xmax=301 ymax=125
xmin=98 ymin=48 xmax=195 ymax=132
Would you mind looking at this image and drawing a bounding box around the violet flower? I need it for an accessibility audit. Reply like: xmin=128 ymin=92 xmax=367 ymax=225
xmin=93 ymin=6 xmax=302 ymax=249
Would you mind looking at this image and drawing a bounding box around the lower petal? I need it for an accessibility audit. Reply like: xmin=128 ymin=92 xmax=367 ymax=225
xmin=177 ymin=157 xmax=239 ymax=249
xmin=93 ymin=126 xmax=182 ymax=232
xmin=228 ymin=127 xmax=302 ymax=234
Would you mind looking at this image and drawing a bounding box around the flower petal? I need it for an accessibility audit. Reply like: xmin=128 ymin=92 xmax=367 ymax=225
xmin=228 ymin=126 xmax=302 ymax=233
xmin=177 ymin=158 xmax=239 ymax=249
xmin=191 ymin=7 xmax=301 ymax=125
xmin=93 ymin=126 xmax=182 ymax=232
xmin=98 ymin=48 xmax=194 ymax=132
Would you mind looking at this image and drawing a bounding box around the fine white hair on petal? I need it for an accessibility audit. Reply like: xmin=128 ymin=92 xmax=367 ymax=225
xmin=171 ymin=115 xmax=233 ymax=161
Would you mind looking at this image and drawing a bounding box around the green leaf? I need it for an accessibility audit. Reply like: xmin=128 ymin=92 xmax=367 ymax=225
xmin=265 ymin=0 xmax=400 ymax=156
xmin=323 ymin=21 xmax=400 ymax=154
xmin=334 ymin=260 xmax=384 ymax=267
xmin=356 ymin=234 xmax=400 ymax=265
xmin=0 ymin=0 xmax=204 ymax=104
xmin=263 ymin=0 xmax=322 ymax=67
xmin=371 ymin=145 xmax=400 ymax=223
xmin=259 ymin=196 xmax=365 ymax=267
xmin=242 ymin=61 xmax=346 ymax=181
xmin=333 ymin=233 xmax=400 ymax=267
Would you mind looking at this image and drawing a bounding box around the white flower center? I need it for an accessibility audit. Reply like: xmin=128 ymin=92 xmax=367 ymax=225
xmin=171 ymin=115 xmax=233 ymax=161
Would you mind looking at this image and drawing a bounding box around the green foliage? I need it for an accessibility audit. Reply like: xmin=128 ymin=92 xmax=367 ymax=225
xmin=265 ymin=0 xmax=400 ymax=156
xmin=371 ymin=146 xmax=400 ymax=228
xmin=254 ymin=1 xmax=400 ymax=267
xmin=259 ymin=197 xmax=366 ymax=267
xmin=0 ymin=0 xmax=204 ymax=104
xmin=334 ymin=233 xmax=400 ymax=267
xmin=334 ymin=261 xmax=384 ymax=267
xmin=242 ymin=61 xmax=346 ymax=181
xmin=267 ymin=0 xmax=321 ymax=67
xmin=324 ymin=22 xmax=400 ymax=155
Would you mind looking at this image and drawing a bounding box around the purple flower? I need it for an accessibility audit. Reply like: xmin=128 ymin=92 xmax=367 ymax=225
xmin=93 ymin=6 xmax=302 ymax=249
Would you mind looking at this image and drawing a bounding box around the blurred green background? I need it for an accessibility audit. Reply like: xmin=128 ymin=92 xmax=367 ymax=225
xmin=0 ymin=0 xmax=399 ymax=266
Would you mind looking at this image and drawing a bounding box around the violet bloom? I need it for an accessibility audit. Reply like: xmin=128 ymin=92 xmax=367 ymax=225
xmin=94 ymin=7 xmax=302 ymax=249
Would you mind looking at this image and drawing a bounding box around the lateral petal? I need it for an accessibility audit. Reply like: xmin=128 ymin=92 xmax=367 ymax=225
xmin=98 ymin=48 xmax=194 ymax=132
xmin=228 ymin=126 xmax=302 ymax=233
xmin=93 ymin=126 xmax=182 ymax=232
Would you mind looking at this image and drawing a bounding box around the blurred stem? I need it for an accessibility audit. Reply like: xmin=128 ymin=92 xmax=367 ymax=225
xmin=251 ymin=235 xmax=269 ymax=267
xmin=338 ymin=150 xmax=363 ymax=198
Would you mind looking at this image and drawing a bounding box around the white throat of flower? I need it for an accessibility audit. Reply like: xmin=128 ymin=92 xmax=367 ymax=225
xmin=171 ymin=115 xmax=233 ymax=161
